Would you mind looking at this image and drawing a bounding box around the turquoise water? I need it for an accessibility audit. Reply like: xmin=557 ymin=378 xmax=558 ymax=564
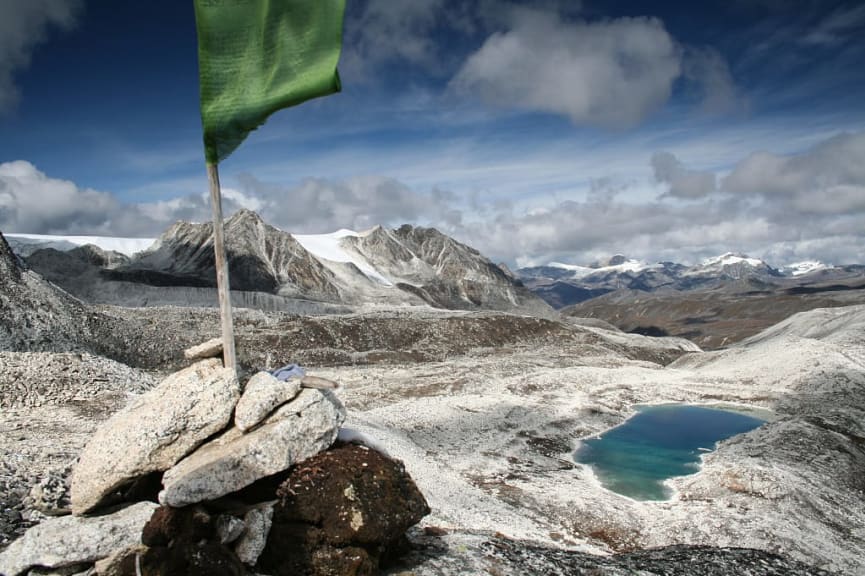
xmin=575 ymin=404 xmax=766 ymax=500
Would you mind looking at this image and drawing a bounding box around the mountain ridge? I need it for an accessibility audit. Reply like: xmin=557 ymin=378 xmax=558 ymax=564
xmin=12 ymin=211 xmax=550 ymax=315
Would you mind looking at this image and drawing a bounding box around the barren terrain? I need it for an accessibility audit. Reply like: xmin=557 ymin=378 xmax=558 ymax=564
xmin=2 ymin=302 xmax=864 ymax=574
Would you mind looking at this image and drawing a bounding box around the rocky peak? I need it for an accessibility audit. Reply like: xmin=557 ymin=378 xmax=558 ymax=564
xmin=605 ymin=254 xmax=629 ymax=267
xmin=121 ymin=213 xmax=338 ymax=297
xmin=0 ymin=231 xmax=22 ymax=282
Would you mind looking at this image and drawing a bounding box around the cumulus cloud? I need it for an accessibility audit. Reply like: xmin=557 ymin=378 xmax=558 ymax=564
xmin=0 ymin=161 xmax=459 ymax=238
xmin=0 ymin=161 xmax=216 ymax=236
xmin=651 ymin=151 xmax=717 ymax=199
xmin=722 ymin=132 xmax=865 ymax=216
xmin=0 ymin=160 xmax=120 ymax=234
xmin=234 ymin=173 xmax=459 ymax=233
xmin=342 ymin=2 xmax=739 ymax=125
xmin=0 ymin=0 xmax=81 ymax=112
xmin=451 ymin=12 xmax=681 ymax=127
xmin=450 ymin=132 xmax=865 ymax=266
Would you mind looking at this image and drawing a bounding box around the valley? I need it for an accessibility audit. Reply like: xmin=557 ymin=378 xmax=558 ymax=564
xmin=1 ymin=223 xmax=864 ymax=574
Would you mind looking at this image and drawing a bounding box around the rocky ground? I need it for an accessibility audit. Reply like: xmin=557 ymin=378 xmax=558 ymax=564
xmin=1 ymin=298 xmax=863 ymax=574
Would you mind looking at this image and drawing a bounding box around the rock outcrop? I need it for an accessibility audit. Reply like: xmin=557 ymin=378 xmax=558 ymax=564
xmin=70 ymin=359 xmax=240 ymax=514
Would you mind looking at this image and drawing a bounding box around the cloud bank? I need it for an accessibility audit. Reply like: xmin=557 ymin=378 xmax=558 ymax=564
xmin=2 ymin=131 xmax=864 ymax=267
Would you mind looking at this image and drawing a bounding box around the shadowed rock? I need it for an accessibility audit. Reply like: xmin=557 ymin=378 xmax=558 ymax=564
xmin=258 ymin=443 xmax=430 ymax=576
xmin=235 ymin=505 xmax=274 ymax=566
xmin=136 ymin=506 xmax=246 ymax=576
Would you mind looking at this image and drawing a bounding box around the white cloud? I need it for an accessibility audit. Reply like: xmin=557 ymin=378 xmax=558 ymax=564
xmin=0 ymin=0 xmax=81 ymax=112
xmin=0 ymin=160 xmax=118 ymax=234
xmin=0 ymin=160 xmax=215 ymax=236
xmin=451 ymin=12 xmax=681 ymax=127
xmin=722 ymin=132 xmax=865 ymax=217
xmin=802 ymin=3 xmax=865 ymax=45
xmin=234 ymin=173 xmax=458 ymax=233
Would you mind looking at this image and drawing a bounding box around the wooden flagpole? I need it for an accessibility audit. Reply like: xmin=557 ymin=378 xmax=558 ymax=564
xmin=206 ymin=162 xmax=237 ymax=370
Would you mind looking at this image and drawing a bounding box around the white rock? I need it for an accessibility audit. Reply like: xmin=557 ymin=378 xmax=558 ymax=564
xmin=70 ymin=359 xmax=240 ymax=514
xmin=0 ymin=501 xmax=156 ymax=576
xmin=234 ymin=371 xmax=302 ymax=431
xmin=159 ymin=389 xmax=345 ymax=507
xmin=235 ymin=504 xmax=274 ymax=566
xmin=183 ymin=337 xmax=223 ymax=360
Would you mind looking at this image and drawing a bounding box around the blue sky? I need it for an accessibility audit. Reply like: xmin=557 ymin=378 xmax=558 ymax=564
xmin=1 ymin=0 xmax=864 ymax=266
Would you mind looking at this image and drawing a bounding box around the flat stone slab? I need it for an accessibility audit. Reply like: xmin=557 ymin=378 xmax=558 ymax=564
xmin=159 ymin=389 xmax=345 ymax=507
xmin=183 ymin=338 xmax=224 ymax=361
xmin=0 ymin=501 xmax=157 ymax=576
xmin=71 ymin=359 xmax=240 ymax=514
xmin=235 ymin=371 xmax=302 ymax=432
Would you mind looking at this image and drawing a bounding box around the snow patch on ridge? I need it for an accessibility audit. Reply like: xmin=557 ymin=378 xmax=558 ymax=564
xmin=782 ymin=260 xmax=829 ymax=276
xmin=293 ymin=229 xmax=393 ymax=286
xmin=549 ymin=258 xmax=657 ymax=279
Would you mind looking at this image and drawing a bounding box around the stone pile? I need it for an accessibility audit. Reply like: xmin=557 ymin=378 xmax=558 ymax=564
xmin=0 ymin=342 xmax=429 ymax=576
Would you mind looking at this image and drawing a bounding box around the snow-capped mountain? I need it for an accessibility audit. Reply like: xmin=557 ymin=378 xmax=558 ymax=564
xmin=684 ymin=252 xmax=781 ymax=279
xmin=517 ymin=252 xmax=862 ymax=309
xmin=10 ymin=210 xmax=549 ymax=315
xmin=781 ymin=260 xmax=829 ymax=276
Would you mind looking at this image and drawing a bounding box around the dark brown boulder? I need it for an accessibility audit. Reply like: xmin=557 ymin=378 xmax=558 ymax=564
xmin=258 ymin=443 xmax=430 ymax=576
xmin=131 ymin=506 xmax=246 ymax=576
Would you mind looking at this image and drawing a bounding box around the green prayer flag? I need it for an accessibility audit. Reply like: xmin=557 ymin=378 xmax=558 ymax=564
xmin=194 ymin=0 xmax=345 ymax=164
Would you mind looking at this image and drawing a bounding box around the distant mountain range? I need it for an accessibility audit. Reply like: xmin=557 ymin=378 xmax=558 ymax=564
xmin=517 ymin=253 xmax=865 ymax=309
xmin=4 ymin=210 xmax=550 ymax=316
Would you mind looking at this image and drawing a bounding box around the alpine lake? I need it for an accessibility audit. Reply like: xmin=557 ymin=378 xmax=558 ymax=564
xmin=575 ymin=404 xmax=769 ymax=500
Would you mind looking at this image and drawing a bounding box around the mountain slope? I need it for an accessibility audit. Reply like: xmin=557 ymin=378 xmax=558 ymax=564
xmin=113 ymin=210 xmax=340 ymax=299
xmin=341 ymin=225 xmax=549 ymax=313
xmin=0 ymin=231 xmax=95 ymax=352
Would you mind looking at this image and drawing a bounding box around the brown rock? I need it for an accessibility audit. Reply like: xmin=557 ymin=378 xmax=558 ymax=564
xmin=258 ymin=443 xmax=430 ymax=576
xmin=133 ymin=506 xmax=246 ymax=576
